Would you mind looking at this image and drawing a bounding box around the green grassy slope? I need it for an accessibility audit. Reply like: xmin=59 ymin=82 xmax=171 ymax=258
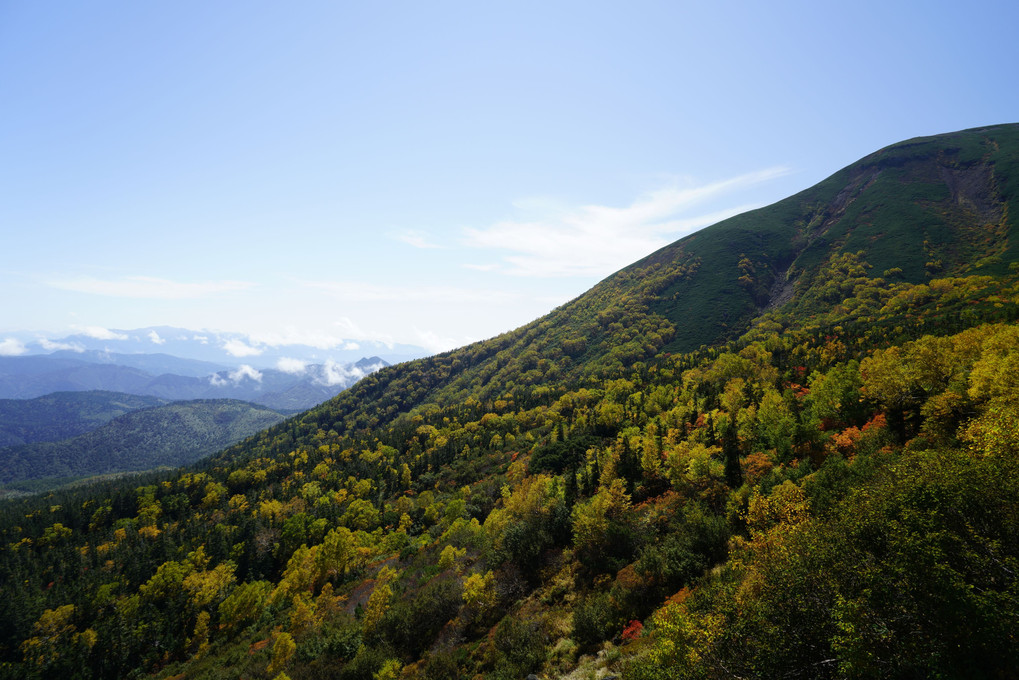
xmin=640 ymin=123 xmax=1019 ymax=351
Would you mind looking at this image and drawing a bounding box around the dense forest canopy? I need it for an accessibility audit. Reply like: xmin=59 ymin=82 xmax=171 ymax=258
xmin=2 ymin=125 xmax=1019 ymax=679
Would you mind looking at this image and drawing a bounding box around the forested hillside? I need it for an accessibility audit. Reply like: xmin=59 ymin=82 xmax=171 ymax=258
xmin=1 ymin=125 xmax=1018 ymax=680
xmin=0 ymin=391 xmax=168 ymax=447
xmin=0 ymin=400 xmax=287 ymax=488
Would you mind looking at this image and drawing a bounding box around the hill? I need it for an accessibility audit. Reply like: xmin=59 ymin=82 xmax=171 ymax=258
xmin=0 ymin=391 xmax=169 ymax=447
xmin=0 ymin=399 xmax=287 ymax=487
xmin=1 ymin=124 xmax=1018 ymax=680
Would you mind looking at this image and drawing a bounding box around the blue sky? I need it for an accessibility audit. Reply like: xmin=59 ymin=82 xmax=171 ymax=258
xmin=3 ymin=1 xmax=1018 ymax=354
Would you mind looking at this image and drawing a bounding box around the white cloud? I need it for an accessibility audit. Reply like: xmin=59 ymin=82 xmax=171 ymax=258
xmin=38 ymin=338 xmax=84 ymax=352
xmin=343 ymin=341 xmax=360 ymax=351
xmin=313 ymin=358 xmax=386 ymax=386
xmin=390 ymin=230 xmax=442 ymax=249
xmin=222 ymin=339 xmax=262 ymax=357
xmin=0 ymin=338 xmax=27 ymax=356
xmin=193 ymin=335 xmax=209 ymax=344
xmin=210 ymin=364 xmax=263 ymax=386
xmin=48 ymin=275 xmax=254 ymax=299
xmin=463 ymin=167 xmax=790 ymax=277
xmin=73 ymin=325 xmax=129 ymax=340
xmin=316 ymin=359 xmax=354 ymax=386
xmin=147 ymin=330 xmax=166 ymax=345
xmin=231 ymin=364 xmax=262 ymax=382
xmin=413 ymin=328 xmax=472 ymax=354
xmin=276 ymin=357 xmax=308 ymax=374
xmin=246 ymin=327 xmax=351 ymax=350
xmin=329 ymin=318 xmax=396 ymax=349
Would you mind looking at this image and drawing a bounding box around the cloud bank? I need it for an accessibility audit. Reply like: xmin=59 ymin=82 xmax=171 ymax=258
xmin=0 ymin=338 xmax=27 ymax=356
xmin=276 ymin=357 xmax=309 ymax=374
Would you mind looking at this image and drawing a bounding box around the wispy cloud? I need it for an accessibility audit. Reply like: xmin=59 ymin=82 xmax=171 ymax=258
xmin=0 ymin=338 xmax=27 ymax=356
xmin=463 ymin=168 xmax=790 ymax=277
xmin=331 ymin=318 xmax=395 ymax=349
xmin=147 ymin=330 xmax=166 ymax=345
xmin=390 ymin=230 xmax=443 ymax=249
xmin=72 ymin=325 xmax=128 ymax=340
xmin=412 ymin=328 xmax=469 ymax=354
xmin=38 ymin=338 xmax=84 ymax=352
xmin=48 ymin=276 xmax=254 ymax=299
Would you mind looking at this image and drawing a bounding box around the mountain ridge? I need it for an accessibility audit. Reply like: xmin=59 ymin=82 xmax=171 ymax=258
xmin=0 ymin=391 xmax=169 ymax=447
xmin=0 ymin=354 xmax=390 ymax=411
xmin=0 ymin=399 xmax=287 ymax=486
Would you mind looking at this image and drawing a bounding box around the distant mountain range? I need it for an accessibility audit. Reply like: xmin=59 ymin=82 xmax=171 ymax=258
xmin=0 ymin=353 xmax=389 ymax=411
xmin=0 ymin=398 xmax=287 ymax=485
xmin=0 ymin=391 xmax=169 ymax=447
xmin=0 ymin=325 xmax=428 ymax=368
xmin=0 ymin=337 xmax=395 ymax=490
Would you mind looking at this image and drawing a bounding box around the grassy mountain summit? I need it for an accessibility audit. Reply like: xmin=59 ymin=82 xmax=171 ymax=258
xmin=2 ymin=125 xmax=1019 ymax=680
xmin=611 ymin=123 xmax=1019 ymax=352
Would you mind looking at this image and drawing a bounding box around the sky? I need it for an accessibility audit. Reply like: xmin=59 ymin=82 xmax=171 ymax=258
xmin=3 ymin=0 xmax=1018 ymax=355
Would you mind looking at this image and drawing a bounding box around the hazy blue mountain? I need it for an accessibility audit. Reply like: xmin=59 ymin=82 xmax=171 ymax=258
xmin=0 ymin=357 xmax=155 ymax=399
xmin=0 ymin=399 xmax=287 ymax=485
xmin=0 ymin=354 xmax=389 ymax=410
xmin=46 ymin=349 xmax=229 ymax=377
xmin=0 ymin=391 xmax=169 ymax=447
xmin=11 ymin=325 xmax=428 ymax=367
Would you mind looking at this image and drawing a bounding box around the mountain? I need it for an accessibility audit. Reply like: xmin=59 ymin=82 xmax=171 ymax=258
xmin=0 ymin=399 xmax=286 ymax=486
xmin=0 ymin=391 xmax=169 ymax=447
xmin=0 ymin=356 xmax=157 ymax=399
xmin=274 ymin=124 xmax=1017 ymax=420
xmin=0 ymin=354 xmax=390 ymax=411
xmin=2 ymin=125 xmax=1018 ymax=680
xmin=6 ymin=325 xmax=429 ymax=368
xmin=46 ymin=349 xmax=229 ymax=377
